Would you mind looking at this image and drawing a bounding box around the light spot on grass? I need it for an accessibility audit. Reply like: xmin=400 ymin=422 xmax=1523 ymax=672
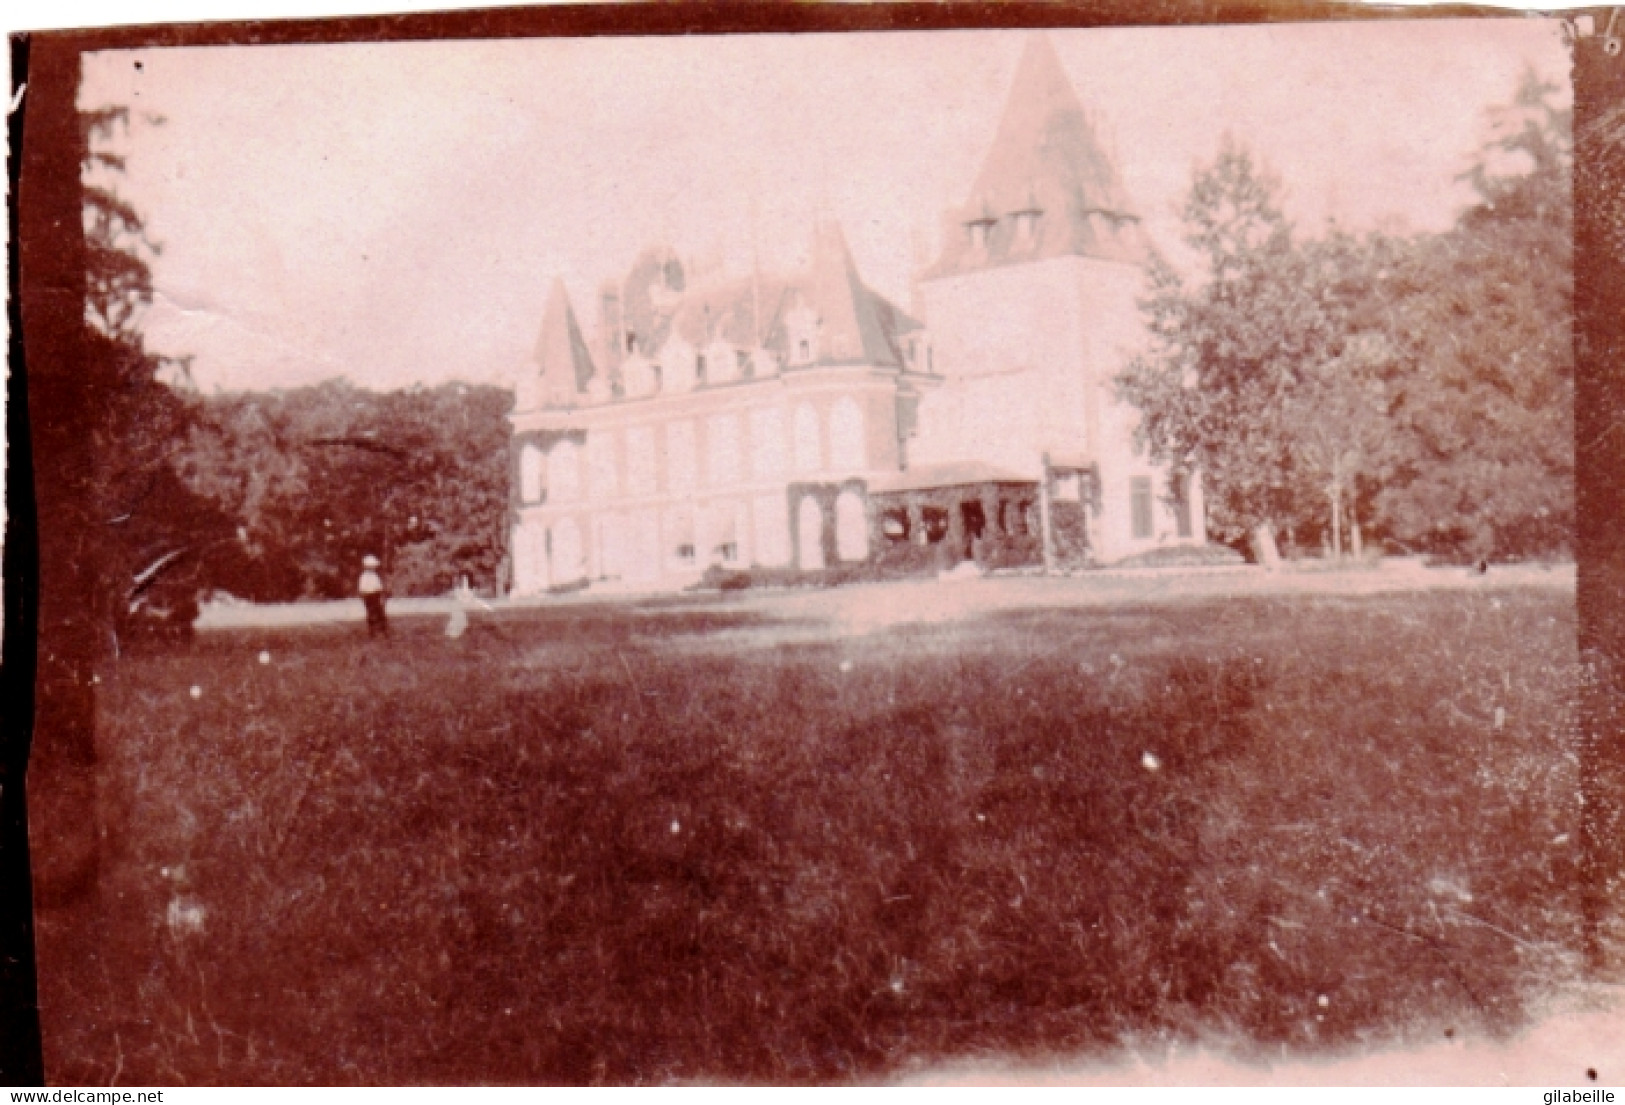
xmin=1318 ymin=994 xmax=1330 ymax=1008
xmin=1494 ymin=706 xmax=1506 ymax=729
xmin=259 ymin=651 xmax=271 ymax=665
xmin=166 ymin=897 xmax=206 ymax=935
xmin=189 ymin=685 xmax=202 ymax=699
xmin=839 ymin=659 xmax=853 ymax=673
xmin=1553 ymin=833 xmax=1570 ymax=845
xmin=670 ymin=820 xmax=681 ymax=835
xmin=1428 ymin=875 xmax=1473 ymax=903
xmin=1141 ymin=751 xmax=1161 ymax=772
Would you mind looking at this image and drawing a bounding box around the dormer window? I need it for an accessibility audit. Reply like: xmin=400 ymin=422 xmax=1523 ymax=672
xmin=966 ymin=197 xmax=998 ymax=252
xmin=1012 ymin=187 xmax=1044 ymax=244
xmin=786 ymin=301 xmax=820 ymax=366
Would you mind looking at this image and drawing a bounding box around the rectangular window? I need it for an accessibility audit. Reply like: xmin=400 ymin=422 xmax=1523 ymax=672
xmin=1173 ymin=474 xmax=1193 ymax=539
xmin=1131 ymin=476 xmax=1153 ymax=540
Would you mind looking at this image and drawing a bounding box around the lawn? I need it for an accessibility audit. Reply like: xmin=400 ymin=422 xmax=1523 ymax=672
xmin=39 ymin=583 xmax=1589 ymax=1084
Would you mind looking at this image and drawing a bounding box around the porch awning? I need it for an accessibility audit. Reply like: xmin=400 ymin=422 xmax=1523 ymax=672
xmin=1046 ymin=452 xmax=1096 ymax=472
xmin=869 ymin=461 xmax=1037 ymax=495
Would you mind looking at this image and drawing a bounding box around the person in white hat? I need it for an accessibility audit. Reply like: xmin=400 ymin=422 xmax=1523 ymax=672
xmin=358 ymin=554 xmax=388 ymax=637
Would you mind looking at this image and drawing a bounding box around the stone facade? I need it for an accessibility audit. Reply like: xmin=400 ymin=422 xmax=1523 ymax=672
xmin=507 ymin=35 xmax=1205 ymax=595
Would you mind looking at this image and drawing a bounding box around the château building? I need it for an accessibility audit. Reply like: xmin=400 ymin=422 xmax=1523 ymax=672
xmin=507 ymin=35 xmax=1204 ymax=595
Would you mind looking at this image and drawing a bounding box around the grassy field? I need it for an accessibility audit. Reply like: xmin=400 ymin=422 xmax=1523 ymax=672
xmin=40 ymin=582 xmax=1590 ymax=1084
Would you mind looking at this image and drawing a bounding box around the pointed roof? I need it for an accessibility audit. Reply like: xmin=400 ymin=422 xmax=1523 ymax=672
xmin=924 ymin=34 xmax=1147 ymax=279
xmin=802 ymin=221 xmax=910 ymax=366
xmin=612 ymin=222 xmax=920 ymax=376
xmin=533 ymin=278 xmax=597 ymax=402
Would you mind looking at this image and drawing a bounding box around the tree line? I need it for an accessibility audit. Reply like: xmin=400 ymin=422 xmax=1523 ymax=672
xmin=1117 ymin=71 xmax=1573 ymax=562
xmin=178 ymin=380 xmax=513 ymax=602
xmin=82 ymin=71 xmax=1570 ymax=645
xmin=81 ymin=106 xmax=513 ymax=639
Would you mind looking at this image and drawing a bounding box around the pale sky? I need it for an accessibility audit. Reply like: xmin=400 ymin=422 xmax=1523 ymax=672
xmin=78 ymin=19 xmax=1570 ymax=393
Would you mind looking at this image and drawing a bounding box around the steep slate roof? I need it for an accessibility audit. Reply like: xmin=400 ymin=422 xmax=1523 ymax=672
xmin=533 ymin=278 xmax=598 ymax=399
xmin=627 ymin=221 xmax=920 ymax=372
xmin=924 ymin=35 xmax=1148 ymax=279
xmin=795 ymin=221 xmax=917 ymax=366
xmin=664 ymin=271 xmax=791 ymax=352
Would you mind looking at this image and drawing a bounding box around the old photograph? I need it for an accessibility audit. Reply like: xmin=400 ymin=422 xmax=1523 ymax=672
xmin=10 ymin=10 xmax=1614 ymax=1085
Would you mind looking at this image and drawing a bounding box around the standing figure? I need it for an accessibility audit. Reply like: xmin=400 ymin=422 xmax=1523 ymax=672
xmin=359 ymin=554 xmax=388 ymax=637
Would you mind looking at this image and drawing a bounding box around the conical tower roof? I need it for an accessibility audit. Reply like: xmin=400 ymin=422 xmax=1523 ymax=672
xmin=755 ymin=221 xmax=919 ymax=369
xmin=805 ymin=221 xmax=906 ymax=366
xmin=925 ymin=34 xmax=1146 ymax=278
xmin=533 ymin=278 xmax=597 ymax=404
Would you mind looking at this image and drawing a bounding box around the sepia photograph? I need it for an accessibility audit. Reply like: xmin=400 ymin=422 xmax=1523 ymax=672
xmin=7 ymin=5 xmax=1621 ymax=1087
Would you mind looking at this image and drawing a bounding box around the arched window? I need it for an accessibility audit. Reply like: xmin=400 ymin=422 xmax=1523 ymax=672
xmin=587 ymin=434 xmax=618 ymax=502
xmin=706 ymin=413 xmax=743 ymax=489
xmin=797 ymin=495 xmax=825 ymax=571
xmin=628 ymin=510 xmax=661 ymax=583
xmin=664 ymin=505 xmax=696 ymax=568
xmin=835 ymin=490 xmax=868 ymax=562
xmin=626 ymin=426 xmax=656 ymax=494
xmin=665 ymin=420 xmax=698 ymax=494
xmin=550 ymin=517 xmax=583 ymax=584
xmin=597 ymin=514 xmax=625 ymax=581
xmin=519 ymin=443 xmax=544 ymax=504
xmin=828 ymin=396 xmax=865 ymax=471
xmin=750 ymin=407 xmax=788 ymax=481
xmin=511 ymin=521 xmax=541 ymax=593
xmin=701 ymin=500 xmax=743 ymax=566
xmin=550 ymin=440 xmax=581 ymax=503
xmin=792 ymin=403 xmax=821 ymax=474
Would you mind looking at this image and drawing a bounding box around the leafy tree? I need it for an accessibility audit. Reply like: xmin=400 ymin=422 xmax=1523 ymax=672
xmin=1374 ymin=70 xmax=1573 ymax=559
xmin=1119 ymin=73 xmax=1573 ymax=563
xmin=81 ymin=107 xmax=239 ymax=645
xmin=1282 ymin=332 xmax=1393 ymax=558
xmin=1116 ymin=137 xmax=1355 ymax=548
xmin=179 ymin=381 xmax=513 ymax=600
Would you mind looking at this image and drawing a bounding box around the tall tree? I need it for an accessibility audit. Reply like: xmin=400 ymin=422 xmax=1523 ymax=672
xmin=1116 ymin=137 xmax=1352 ymax=547
xmin=82 ymin=107 xmax=238 ymax=643
xmin=1119 ymin=75 xmax=1573 ymax=563
xmin=1375 ymin=70 xmax=1573 ymax=559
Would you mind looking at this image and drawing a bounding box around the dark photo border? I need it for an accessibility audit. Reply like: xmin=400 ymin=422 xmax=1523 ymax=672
xmin=7 ymin=2 xmax=1619 ymax=1086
